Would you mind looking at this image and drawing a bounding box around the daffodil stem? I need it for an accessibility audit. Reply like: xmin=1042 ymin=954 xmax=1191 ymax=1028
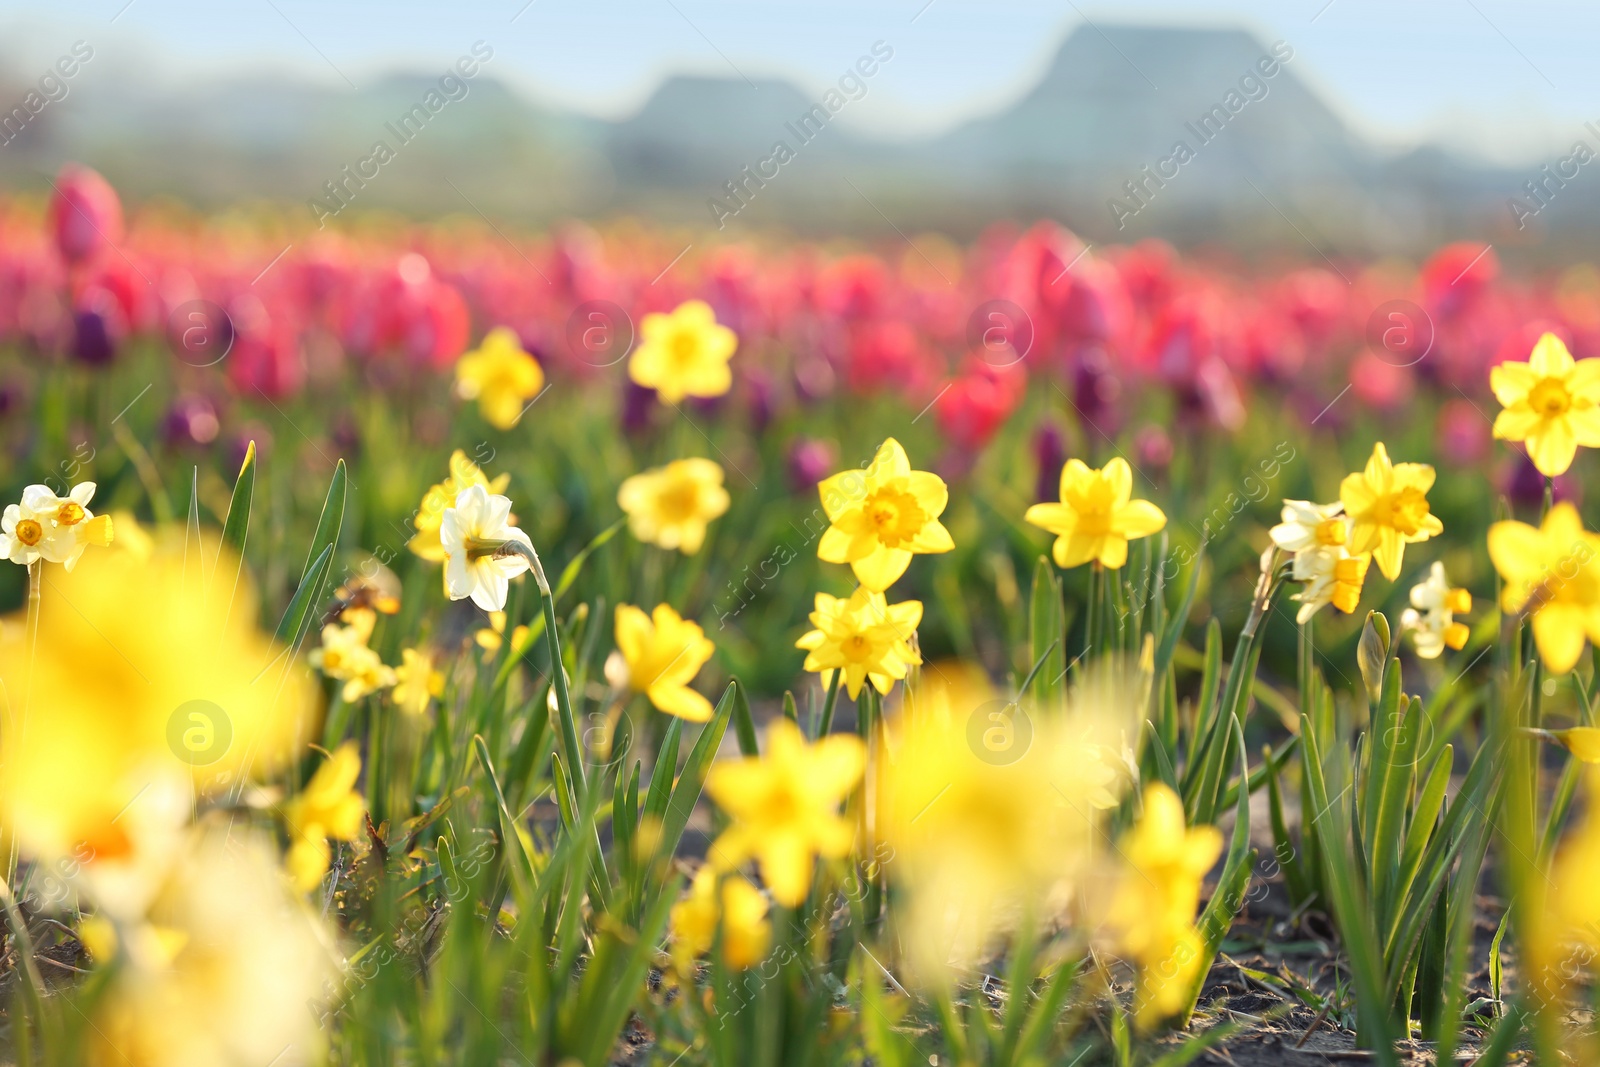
xmin=816 ymin=671 xmax=842 ymax=739
xmin=493 ymin=539 xmax=585 ymax=798
xmin=0 ymin=874 xmax=48 ymax=1067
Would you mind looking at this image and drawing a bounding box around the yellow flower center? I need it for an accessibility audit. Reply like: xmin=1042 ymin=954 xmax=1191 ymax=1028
xmin=1313 ymin=519 xmax=1346 ymax=546
xmin=1529 ymin=377 xmax=1573 ymax=417
xmin=14 ymin=519 xmax=43 ymax=546
xmin=656 ymin=480 xmax=702 ymax=523
xmin=671 ymin=330 xmax=702 ymax=368
xmin=56 ymin=502 xmax=85 ymax=526
xmin=842 ymin=633 xmax=872 ymax=662
xmin=863 ymin=487 xmax=928 ymax=549
xmin=1378 ymin=487 xmax=1432 ymax=537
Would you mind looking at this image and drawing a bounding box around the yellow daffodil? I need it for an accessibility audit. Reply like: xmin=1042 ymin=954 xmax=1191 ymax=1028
xmin=706 ymin=719 xmax=865 ymax=906
xmin=0 ymin=531 xmax=316 ymax=863
xmin=1339 ymin=442 xmax=1442 ymax=581
xmin=670 ymin=867 xmax=772 ymax=971
xmin=282 ymin=742 xmax=366 ymax=893
xmin=475 ymin=610 xmax=533 ymax=662
xmin=1529 ymin=768 xmax=1600 ymax=1007
xmin=391 ymin=648 xmax=444 ymax=715
xmin=1488 ymin=502 xmax=1600 ymax=673
xmin=409 ymin=450 xmax=510 ymax=562
xmin=878 ymin=664 xmax=1138 ymax=978
xmin=1025 ymin=457 xmax=1167 ymax=570
xmin=108 ymin=509 xmax=154 ymax=560
xmin=87 ymin=830 xmax=336 ymax=1067
xmin=309 ymin=612 xmax=395 ymax=702
xmin=617 ymin=457 xmax=731 ymax=555
xmin=1106 ymin=783 xmax=1223 ymax=1030
xmin=817 ymin=438 xmax=954 ymax=591
xmin=614 ymin=603 xmax=717 ymax=722
xmin=441 ymin=485 xmax=533 ymax=612
xmin=628 ymin=298 xmax=737 ymax=403
xmin=1491 ymin=332 xmax=1600 ymax=477
xmin=455 ymin=326 xmax=546 ymax=430
xmin=1544 ymin=727 xmax=1600 ymax=763
xmin=795 ymin=587 xmax=922 ymax=700
xmin=0 ymin=482 xmax=113 ymax=569
xmin=1400 ymin=561 xmax=1472 ymax=659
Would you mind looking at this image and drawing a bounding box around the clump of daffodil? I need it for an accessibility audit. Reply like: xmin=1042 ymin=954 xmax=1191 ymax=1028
xmin=455 ymin=326 xmax=546 ymax=430
xmin=1339 ymin=442 xmax=1442 ymax=581
xmin=670 ymin=867 xmax=772 ymax=972
xmin=1025 ymin=457 xmax=1166 ymax=569
xmin=628 ymin=298 xmax=737 ymax=403
xmin=0 ymin=530 xmax=315 ymax=863
xmin=441 ymin=484 xmax=533 ymax=612
xmin=1400 ymin=561 xmax=1472 ymax=659
xmin=282 ymin=741 xmax=365 ymax=893
xmin=0 ymin=481 xmax=114 ymax=569
xmin=618 ymin=457 xmax=731 ymax=555
xmin=1488 ymin=502 xmax=1600 ymax=673
xmin=1271 ymin=500 xmax=1369 ymax=622
xmin=878 ymin=662 xmax=1138 ymax=979
xmin=409 ymin=450 xmax=510 ymax=562
xmin=612 ymin=603 xmax=717 ymax=722
xmin=1104 ymin=783 xmax=1223 ymax=1031
xmin=817 ymin=438 xmax=954 ymax=591
xmin=795 ymin=586 xmax=922 ymax=699
xmin=391 ymin=648 xmax=444 ymax=716
xmin=310 ymin=610 xmax=395 ymax=702
xmin=1491 ymin=332 xmax=1600 ymax=477
xmin=706 ymin=719 xmax=865 ymax=907
xmin=84 ymin=829 xmax=336 ymax=1067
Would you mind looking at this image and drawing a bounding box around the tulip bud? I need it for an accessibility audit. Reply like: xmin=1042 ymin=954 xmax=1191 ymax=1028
xmin=48 ymin=165 xmax=124 ymax=267
xmin=787 ymin=437 xmax=837 ymax=493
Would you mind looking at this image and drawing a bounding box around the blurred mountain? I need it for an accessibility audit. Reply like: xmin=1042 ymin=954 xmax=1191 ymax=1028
xmin=0 ymin=23 xmax=1566 ymax=253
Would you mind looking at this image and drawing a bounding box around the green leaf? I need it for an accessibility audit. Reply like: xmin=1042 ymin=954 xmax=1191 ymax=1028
xmin=220 ymin=439 xmax=256 ymax=555
xmin=1030 ymin=556 xmax=1066 ymax=708
xmin=1183 ymin=713 xmax=1255 ymax=1025
xmin=302 ymin=458 xmax=347 ymax=583
xmin=731 ymin=678 xmax=760 ymax=757
xmin=272 ymin=541 xmax=334 ymax=652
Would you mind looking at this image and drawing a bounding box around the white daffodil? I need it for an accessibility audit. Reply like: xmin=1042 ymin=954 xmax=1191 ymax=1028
xmin=1288 ymin=543 xmax=1370 ymax=624
xmin=1270 ymin=500 xmax=1349 ymax=556
xmin=0 ymin=499 xmax=51 ymax=566
xmin=440 ymin=484 xmax=532 ymax=612
xmin=1400 ymin=561 xmax=1471 ymax=659
xmin=21 ymin=482 xmax=113 ymax=570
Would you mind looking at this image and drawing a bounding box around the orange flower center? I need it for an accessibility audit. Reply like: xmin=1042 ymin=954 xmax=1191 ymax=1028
xmin=1313 ymin=518 xmax=1346 ymax=546
xmin=863 ymin=487 xmax=927 ymax=549
xmin=14 ymin=519 xmax=43 ymax=546
xmin=1529 ymin=377 xmax=1572 ymax=417
xmin=1378 ymin=487 xmax=1432 ymax=537
xmin=57 ymin=502 xmax=85 ymax=525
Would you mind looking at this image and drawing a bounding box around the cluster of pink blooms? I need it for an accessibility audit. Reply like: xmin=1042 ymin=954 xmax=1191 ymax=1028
xmin=1 ymin=165 xmax=1593 ymax=486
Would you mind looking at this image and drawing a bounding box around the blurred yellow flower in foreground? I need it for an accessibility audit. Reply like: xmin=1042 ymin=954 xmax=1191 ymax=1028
xmin=795 ymin=586 xmax=922 ymax=700
xmin=670 ymin=867 xmax=772 ymax=971
xmin=1530 ymin=769 xmax=1600 ymax=1007
xmin=86 ymin=829 xmax=336 ymax=1067
xmin=282 ymin=741 xmax=366 ymax=893
xmin=1025 ymin=457 xmax=1166 ymax=569
xmin=1105 ymin=783 xmax=1222 ymax=1030
xmin=817 ymin=438 xmax=953 ymax=591
xmin=1491 ymin=332 xmax=1600 ymax=477
xmin=0 ymin=530 xmax=317 ymax=862
xmin=706 ymin=719 xmax=865 ymax=907
xmin=455 ymin=326 xmax=545 ymax=430
xmin=409 ymin=449 xmax=510 ymax=562
xmin=878 ymin=664 xmax=1135 ymax=980
xmin=1488 ymin=502 xmax=1600 ymax=673
xmin=617 ymin=457 xmax=731 ymax=555
xmin=629 ymin=298 xmax=737 ymax=402
xmin=392 ymin=647 xmax=444 ymax=715
xmin=1339 ymin=442 xmax=1442 ymax=581
xmin=614 ymin=602 xmax=717 ymax=722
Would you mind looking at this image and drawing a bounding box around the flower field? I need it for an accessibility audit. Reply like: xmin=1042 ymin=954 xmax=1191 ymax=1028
xmin=5 ymin=165 xmax=1600 ymax=1065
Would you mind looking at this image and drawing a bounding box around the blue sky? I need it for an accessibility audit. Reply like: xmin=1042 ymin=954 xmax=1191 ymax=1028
xmin=0 ymin=0 xmax=1593 ymax=163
